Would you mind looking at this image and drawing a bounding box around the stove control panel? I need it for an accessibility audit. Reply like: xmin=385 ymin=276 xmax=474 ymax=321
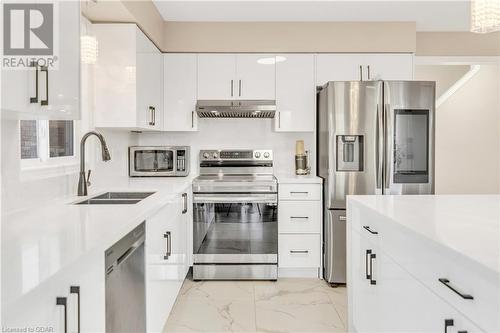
xmin=199 ymin=149 xmax=273 ymax=161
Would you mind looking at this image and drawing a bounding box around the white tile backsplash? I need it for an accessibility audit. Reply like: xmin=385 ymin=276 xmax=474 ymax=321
xmin=137 ymin=118 xmax=316 ymax=176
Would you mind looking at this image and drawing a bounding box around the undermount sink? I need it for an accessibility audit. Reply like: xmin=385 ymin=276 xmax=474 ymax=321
xmin=75 ymin=192 xmax=155 ymax=205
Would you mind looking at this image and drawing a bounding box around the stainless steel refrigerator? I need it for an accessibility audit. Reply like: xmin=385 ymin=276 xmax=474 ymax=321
xmin=317 ymin=81 xmax=435 ymax=284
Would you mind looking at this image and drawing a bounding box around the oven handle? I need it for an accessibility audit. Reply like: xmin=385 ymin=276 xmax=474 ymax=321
xmin=193 ymin=193 xmax=277 ymax=204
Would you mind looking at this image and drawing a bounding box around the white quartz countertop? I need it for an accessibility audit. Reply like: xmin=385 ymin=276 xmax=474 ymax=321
xmin=2 ymin=176 xmax=194 ymax=307
xmin=276 ymin=173 xmax=323 ymax=184
xmin=348 ymin=195 xmax=500 ymax=276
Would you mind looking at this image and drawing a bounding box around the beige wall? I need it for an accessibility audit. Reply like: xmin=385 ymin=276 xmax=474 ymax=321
xmin=82 ymin=1 xmax=500 ymax=55
xmin=416 ymin=65 xmax=500 ymax=194
xmin=162 ymin=21 xmax=416 ymax=53
xmin=82 ymin=0 xmax=164 ymax=49
xmin=416 ymin=32 xmax=500 ymax=56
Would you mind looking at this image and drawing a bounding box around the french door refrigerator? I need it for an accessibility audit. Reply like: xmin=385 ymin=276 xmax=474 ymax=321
xmin=317 ymin=81 xmax=435 ymax=284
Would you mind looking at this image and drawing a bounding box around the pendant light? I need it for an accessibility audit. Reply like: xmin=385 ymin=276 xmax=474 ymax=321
xmin=471 ymin=0 xmax=500 ymax=33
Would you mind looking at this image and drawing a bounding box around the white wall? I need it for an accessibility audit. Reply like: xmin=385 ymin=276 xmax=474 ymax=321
xmin=138 ymin=118 xmax=315 ymax=176
xmin=416 ymin=64 xmax=500 ymax=194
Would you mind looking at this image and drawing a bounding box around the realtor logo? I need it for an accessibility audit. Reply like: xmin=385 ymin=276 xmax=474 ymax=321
xmin=3 ymin=3 xmax=53 ymax=55
xmin=2 ymin=2 xmax=58 ymax=69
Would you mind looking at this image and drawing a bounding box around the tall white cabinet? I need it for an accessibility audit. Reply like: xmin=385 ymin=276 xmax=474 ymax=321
xmin=197 ymin=54 xmax=275 ymax=100
xmin=94 ymin=24 xmax=163 ymax=131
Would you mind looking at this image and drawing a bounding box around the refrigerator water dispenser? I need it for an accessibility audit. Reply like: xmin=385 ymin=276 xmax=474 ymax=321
xmin=336 ymin=135 xmax=364 ymax=171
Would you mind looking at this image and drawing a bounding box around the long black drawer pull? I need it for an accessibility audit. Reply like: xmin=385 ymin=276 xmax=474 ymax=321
xmin=444 ymin=319 xmax=454 ymax=333
xmin=369 ymin=253 xmax=377 ymax=285
xmin=363 ymin=226 xmax=378 ymax=234
xmin=30 ymin=61 xmax=38 ymax=103
xmin=439 ymin=278 xmax=474 ymax=300
xmin=70 ymin=286 xmax=81 ymax=333
xmin=56 ymin=297 xmax=68 ymax=333
xmin=41 ymin=66 xmax=49 ymax=106
xmin=365 ymin=249 xmax=372 ymax=280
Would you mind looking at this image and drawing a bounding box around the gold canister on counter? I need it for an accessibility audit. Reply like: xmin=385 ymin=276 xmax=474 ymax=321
xmin=295 ymin=140 xmax=310 ymax=175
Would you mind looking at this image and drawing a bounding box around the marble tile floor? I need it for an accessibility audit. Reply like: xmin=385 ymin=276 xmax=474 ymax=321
xmin=163 ymin=277 xmax=347 ymax=333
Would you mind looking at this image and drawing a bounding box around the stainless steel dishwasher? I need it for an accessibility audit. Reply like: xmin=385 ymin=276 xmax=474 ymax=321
xmin=105 ymin=222 xmax=146 ymax=333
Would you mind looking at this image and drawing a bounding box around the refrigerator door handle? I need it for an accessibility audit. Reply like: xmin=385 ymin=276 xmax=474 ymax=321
xmin=383 ymin=103 xmax=391 ymax=190
xmin=375 ymin=104 xmax=383 ymax=191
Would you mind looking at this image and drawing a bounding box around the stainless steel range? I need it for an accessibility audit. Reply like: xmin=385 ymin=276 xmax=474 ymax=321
xmin=192 ymin=149 xmax=278 ymax=280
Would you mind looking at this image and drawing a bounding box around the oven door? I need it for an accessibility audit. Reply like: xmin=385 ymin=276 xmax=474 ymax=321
xmin=193 ymin=192 xmax=278 ymax=264
xmin=129 ymin=148 xmax=175 ymax=176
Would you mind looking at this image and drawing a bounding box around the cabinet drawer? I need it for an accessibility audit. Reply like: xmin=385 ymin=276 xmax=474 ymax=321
xmin=279 ymin=201 xmax=321 ymax=233
xmin=279 ymin=234 xmax=320 ymax=268
xmin=279 ymin=184 xmax=321 ymax=201
xmin=380 ymin=222 xmax=499 ymax=332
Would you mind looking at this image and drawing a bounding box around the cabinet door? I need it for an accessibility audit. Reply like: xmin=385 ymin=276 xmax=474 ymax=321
xmin=236 ymin=54 xmax=276 ymax=100
xmin=198 ymin=54 xmax=236 ymax=100
xmin=146 ymin=199 xmax=186 ymax=333
xmin=1 ymin=66 xmax=38 ymax=117
xmin=136 ymin=29 xmax=163 ymax=131
xmin=316 ymin=54 xmax=365 ymax=85
xmin=1 ymin=1 xmax=80 ymax=120
xmin=365 ymin=54 xmax=414 ymax=80
xmin=94 ymin=24 xmax=137 ymax=128
xmin=275 ymin=54 xmax=315 ymax=132
xmin=3 ymin=270 xmax=73 ymax=333
xmin=351 ymin=231 xmax=484 ymax=333
xmin=164 ymin=54 xmax=198 ymax=131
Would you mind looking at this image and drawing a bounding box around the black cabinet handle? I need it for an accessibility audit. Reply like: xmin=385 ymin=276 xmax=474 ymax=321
xmin=439 ymin=278 xmax=474 ymax=300
xmin=70 ymin=286 xmax=81 ymax=333
xmin=30 ymin=61 xmax=38 ymax=103
xmin=363 ymin=226 xmax=378 ymax=234
xmin=365 ymin=249 xmax=372 ymax=280
xmin=369 ymin=253 xmax=377 ymax=285
xmin=444 ymin=319 xmax=454 ymax=333
xmin=41 ymin=66 xmax=48 ymax=106
xmin=56 ymin=297 xmax=67 ymax=333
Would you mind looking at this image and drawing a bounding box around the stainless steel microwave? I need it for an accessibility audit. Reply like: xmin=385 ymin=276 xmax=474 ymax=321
xmin=129 ymin=146 xmax=190 ymax=177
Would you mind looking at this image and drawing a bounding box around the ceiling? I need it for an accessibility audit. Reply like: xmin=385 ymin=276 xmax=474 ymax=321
xmin=152 ymin=0 xmax=471 ymax=31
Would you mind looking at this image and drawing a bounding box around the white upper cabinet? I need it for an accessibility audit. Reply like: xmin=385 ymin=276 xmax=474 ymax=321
xmin=197 ymin=54 xmax=236 ymax=100
xmin=275 ymin=54 xmax=315 ymax=132
xmin=316 ymin=53 xmax=414 ymax=85
xmin=316 ymin=54 xmax=367 ymax=84
xmin=164 ymin=54 xmax=198 ymax=131
xmin=197 ymin=54 xmax=275 ymax=100
xmin=236 ymin=54 xmax=276 ymax=100
xmin=1 ymin=0 xmax=80 ymax=120
xmin=364 ymin=54 xmax=414 ymax=80
xmin=94 ymin=24 xmax=163 ymax=131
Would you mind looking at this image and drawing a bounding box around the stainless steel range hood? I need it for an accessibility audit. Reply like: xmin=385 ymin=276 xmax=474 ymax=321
xmin=196 ymin=100 xmax=276 ymax=118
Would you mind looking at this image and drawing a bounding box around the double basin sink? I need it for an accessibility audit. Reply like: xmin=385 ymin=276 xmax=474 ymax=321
xmin=75 ymin=192 xmax=155 ymax=205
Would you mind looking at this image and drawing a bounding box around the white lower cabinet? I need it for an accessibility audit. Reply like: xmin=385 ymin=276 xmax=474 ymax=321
xmin=279 ymin=234 xmax=321 ymax=268
xmin=278 ymin=181 xmax=322 ymax=277
xmin=3 ymin=191 xmax=191 ymax=333
xmin=349 ymin=221 xmax=486 ymax=333
xmin=146 ymin=190 xmax=190 ymax=333
xmin=2 ymin=252 xmax=105 ymax=333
